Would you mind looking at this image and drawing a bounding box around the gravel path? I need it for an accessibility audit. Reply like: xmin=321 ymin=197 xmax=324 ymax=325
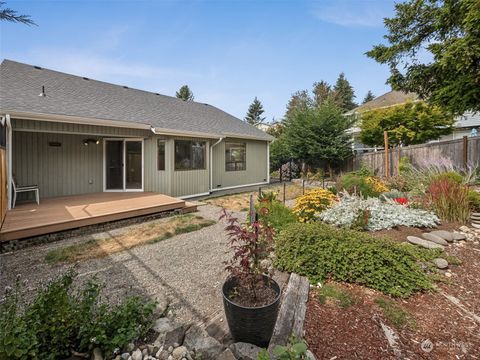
xmin=0 ymin=204 xmax=243 ymax=323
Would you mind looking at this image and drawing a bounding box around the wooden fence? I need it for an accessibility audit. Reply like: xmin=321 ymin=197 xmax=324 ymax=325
xmin=342 ymin=136 xmax=480 ymax=176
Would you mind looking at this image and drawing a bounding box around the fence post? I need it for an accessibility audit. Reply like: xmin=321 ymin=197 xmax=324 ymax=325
xmin=463 ymin=136 xmax=468 ymax=169
xmin=289 ymin=159 xmax=293 ymax=181
xmin=259 ymin=187 xmax=262 ymax=198
xmin=283 ymin=182 xmax=286 ymax=204
xmin=302 ymin=179 xmax=305 ymax=195
xmin=279 ymin=166 xmax=282 ymax=183
xmin=384 ymin=131 xmax=390 ymax=178
xmin=397 ymin=146 xmax=401 ymax=175
xmin=249 ymin=194 xmax=255 ymax=224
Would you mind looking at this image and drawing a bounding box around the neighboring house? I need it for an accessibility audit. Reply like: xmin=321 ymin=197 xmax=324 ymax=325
xmin=0 ymin=60 xmax=273 ymax=209
xmin=346 ymin=90 xmax=480 ymax=152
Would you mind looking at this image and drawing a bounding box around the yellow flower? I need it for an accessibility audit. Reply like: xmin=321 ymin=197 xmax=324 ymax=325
xmin=293 ymin=188 xmax=336 ymax=223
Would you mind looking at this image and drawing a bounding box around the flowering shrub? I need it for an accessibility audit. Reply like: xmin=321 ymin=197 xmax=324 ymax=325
xmin=293 ymin=188 xmax=336 ymax=223
xmin=319 ymin=194 xmax=439 ymax=231
xmin=364 ymin=176 xmax=389 ymax=193
xmin=393 ymin=197 xmax=409 ymax=205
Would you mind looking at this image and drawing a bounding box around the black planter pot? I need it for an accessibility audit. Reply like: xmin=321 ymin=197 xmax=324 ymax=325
xmin=222 ymin=275 xmax=281 ymax=347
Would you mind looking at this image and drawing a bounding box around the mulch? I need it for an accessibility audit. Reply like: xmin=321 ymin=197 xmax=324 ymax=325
xmin=304 ymin=225 xmax=480 ymax=359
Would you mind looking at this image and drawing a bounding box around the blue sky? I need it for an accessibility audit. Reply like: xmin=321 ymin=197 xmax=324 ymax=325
xmin=0 ymin=0 xmax=396 ymax=121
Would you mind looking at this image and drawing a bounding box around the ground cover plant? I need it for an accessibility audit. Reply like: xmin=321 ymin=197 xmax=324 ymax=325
xmin=336 ymin=172 xmax=388 ymax=198
xmin=45 ymin=214 xmax=215 ymax=263
xmin=319 ymin=194 xmax=439 ymax=231
xmin=292 ymin=188 xmax=336 ymax=223
xmin=0 ymin=271 xmax=156 ymax=360
xmin=316 ymin=283 xmax=356 ymax=308
xmin=275 ymin=222 xmax=439 ymax=297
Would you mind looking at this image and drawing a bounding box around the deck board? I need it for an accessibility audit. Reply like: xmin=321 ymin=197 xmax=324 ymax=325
xmin=0 ymin=192 xmax=187 ymax=241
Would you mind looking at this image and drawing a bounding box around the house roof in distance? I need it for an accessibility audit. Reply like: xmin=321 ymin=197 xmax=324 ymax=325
xmin=0 ymin=59 xmax=273 ymax=141
xmin=346 ymin=90 xmax=419 ymax=115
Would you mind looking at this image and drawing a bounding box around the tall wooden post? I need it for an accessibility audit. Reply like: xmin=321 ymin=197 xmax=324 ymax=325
xmin=384 ymin=131 xmax=389 ymax=178
xmin=463 ymin=136 xmax=468 ymax=169
xmin=397 ymin=146 xmax=401 ymax=175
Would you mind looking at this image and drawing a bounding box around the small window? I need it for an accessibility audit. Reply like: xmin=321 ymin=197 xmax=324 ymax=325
xmin=174 ymin=140 xmax=206 ymax=170
xmin=157 ymin=140 xmax=165 ymax=171
xmin=225 ymin=142 xmax=246 ymax=171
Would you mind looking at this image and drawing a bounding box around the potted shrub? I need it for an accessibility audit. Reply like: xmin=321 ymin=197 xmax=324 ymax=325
xmin=221 ymin=209 xmax=281 ymax=347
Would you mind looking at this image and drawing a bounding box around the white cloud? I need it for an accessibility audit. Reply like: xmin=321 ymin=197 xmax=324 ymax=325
xmin=312 ymin=1 xmax=391 ymax=28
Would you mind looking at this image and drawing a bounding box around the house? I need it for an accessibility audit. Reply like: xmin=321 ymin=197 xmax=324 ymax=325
xmin=346 ymin=90 xmax=480 ymax=152
xmin=0 ymin=59 xmax=273 ymax=241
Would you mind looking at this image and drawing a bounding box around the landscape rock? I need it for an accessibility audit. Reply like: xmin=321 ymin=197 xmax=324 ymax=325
xmin=91 ymin=348 xmax=103 ymax=360
xmin=131 ymin=349 xmax=143 ymax=360
xmin=230 ymin=342 xmax=262 ymax=360
xmin=430 ymin=230 xmax=454 ymax=242
xmin=147 ymin=345 xmax=158 ymax=355
xmin=217 ymin=348 xmax=237 ymax=360
xmin=422 ymin=233 xmax=448 ymax=245
xmin=120 ymin=353 xmax=131 ymax=360
xmin=407 ymin=236 xmax=445 ymax=250
xmin=142 ymin=348 xmax=149 ymax=357
xmin=126 ymin=343 xmax=136 ymax=352
xmin=452 ymin=232 xmax=466 ymax=241
xmin=306 ymin=350 xmax=317 ymax=360
xmin=172 ymin=346 xmax=188 ymax=360
xmin=156 ymin=350 xmax=170 ymax=360
xmin=183 ymin=325 xmax=224 ymax=359
xmin=153 ymin=318 xmax=187 ymax=348
xmin=433 ymin=258 xmax=449 ymax=269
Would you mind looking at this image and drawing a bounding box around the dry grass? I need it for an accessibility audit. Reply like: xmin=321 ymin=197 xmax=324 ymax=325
xmin=205 ymin=183 xmax=307 ymax=211
xmin=45 ymin=214 xmax=216 ymax=263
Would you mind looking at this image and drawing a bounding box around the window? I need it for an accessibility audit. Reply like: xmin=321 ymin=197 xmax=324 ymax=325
xmin=225 ymin=142 xmax=246 ymax=171
xmin=157 ymin=140 xmax=165 ymax=170
xmin=174 ymin=140 xmax=206 ymax=170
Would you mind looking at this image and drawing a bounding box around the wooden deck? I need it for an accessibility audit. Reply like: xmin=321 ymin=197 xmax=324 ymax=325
xmin=0 ymin=192 xmax=195 ymax=241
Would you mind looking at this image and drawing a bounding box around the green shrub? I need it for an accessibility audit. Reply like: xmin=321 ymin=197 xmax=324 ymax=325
xmin=274 ymin=223 xmax=436 ymax=297
xmin=467 ymin=190 xmax=480 ymax=212
xmin=336 ymin=173 xmax=384 ymax=198
xmin=257 ymin=199 xmax=297 ymax=233
xmin=0 ymin=271 xmax=156 ymax=360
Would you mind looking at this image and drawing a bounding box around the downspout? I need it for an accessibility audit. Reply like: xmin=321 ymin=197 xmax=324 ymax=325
xmin=267 ymin=141 xmax=270 ymax=183
xmin=209 ymin=137 xmax=224 ymax=192
xmin=5 ymin=114 xmax=12 ymax=210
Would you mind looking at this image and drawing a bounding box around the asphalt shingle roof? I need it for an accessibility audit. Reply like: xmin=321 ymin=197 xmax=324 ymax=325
xmin=0 ymin=60 xmax=273 ymax=141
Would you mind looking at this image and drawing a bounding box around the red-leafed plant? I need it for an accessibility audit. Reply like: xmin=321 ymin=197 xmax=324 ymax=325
xmin=393 ymin=197 xmax=409 ymax=205
xmin=423 ymin=177 xmax=470 ymax=223
xmin=221 ymin=209 xmax=275 ymax=301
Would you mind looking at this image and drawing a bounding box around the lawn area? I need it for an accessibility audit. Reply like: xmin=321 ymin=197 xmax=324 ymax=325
xmin=205 ymin=182 xmax=308 ymax=211
xmin=45 ymin=214 xmax=216 ymax=263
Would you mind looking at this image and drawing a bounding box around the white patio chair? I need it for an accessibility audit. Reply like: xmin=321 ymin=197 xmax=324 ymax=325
xmin=12 ymin=179 xmax=39 ymax=208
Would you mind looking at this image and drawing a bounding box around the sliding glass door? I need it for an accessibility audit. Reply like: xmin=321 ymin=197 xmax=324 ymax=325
xmin=104 ymin=139 xmax=143 ymax=191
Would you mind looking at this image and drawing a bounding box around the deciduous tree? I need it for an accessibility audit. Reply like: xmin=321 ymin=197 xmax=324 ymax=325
xmin=359 ymin=101 xmax=455 ymax=147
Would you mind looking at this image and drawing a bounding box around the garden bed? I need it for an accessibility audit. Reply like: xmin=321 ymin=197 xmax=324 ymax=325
xmin=304 ymin=231 xmax=480 ymax=359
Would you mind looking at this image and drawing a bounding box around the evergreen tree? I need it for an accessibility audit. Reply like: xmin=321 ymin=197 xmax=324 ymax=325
xmin=175 ymin=85 xmax=194 ymax=101
xmin=367 ymin=0 xmax=480 ymax=114
xmin=0 ymin=1 xmax=36 ymax=25
xmin=244 ymin=97 xmax=266 ymax=126
xmin=284 ymin=90 xmax=313 ymax=121
xmin=313 ymin=81 xmax=338 ymax=107
xmin=362 ymin=90 xmax=375 ymax=104
xmin=333 ymin=73 xmax=357 ymax=111
xmin=283 ymin=101 xmax=355 ymax=171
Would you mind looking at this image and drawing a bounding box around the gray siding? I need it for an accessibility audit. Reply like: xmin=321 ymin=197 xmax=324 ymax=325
xmin=12 ymin=118 xmax=268 ymax=199
xmin=212 ymin=139 xmax=268 ymax=189
xmin=13 ymin=131 xmax=104 ymax=198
